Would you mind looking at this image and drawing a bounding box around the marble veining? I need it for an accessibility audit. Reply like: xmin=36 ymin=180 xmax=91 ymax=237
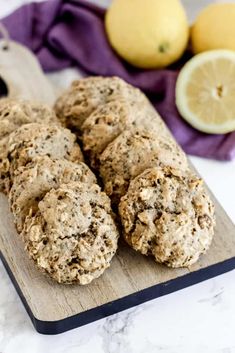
xmin=2 ymin=250 xmax=235 ymax=353
xmin=100 ymin=307 xmax=143 ymax=353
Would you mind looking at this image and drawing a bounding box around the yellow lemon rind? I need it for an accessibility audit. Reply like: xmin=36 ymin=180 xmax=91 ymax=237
xmin=176 ymin=50 xmax=235 ymax=134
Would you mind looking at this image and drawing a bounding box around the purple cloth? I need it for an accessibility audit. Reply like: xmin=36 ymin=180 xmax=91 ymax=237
xmin=2 ymin=0 xmax=235 ymax=160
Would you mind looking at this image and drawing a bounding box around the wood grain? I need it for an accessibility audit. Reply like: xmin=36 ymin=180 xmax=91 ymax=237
xmin=0 ymin=183 xmax=235 ymax=329
xmin=0 ymin=39 xmax=55 ymax=105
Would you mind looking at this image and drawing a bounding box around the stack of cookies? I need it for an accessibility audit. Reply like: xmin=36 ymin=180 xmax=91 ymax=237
xmin=0 ymin=99 xmax=119 ymax=284
xmin=0 ymin=76 xmax=216 ymax=285
xmin=55 ymin=76 xmax=215 ymax=269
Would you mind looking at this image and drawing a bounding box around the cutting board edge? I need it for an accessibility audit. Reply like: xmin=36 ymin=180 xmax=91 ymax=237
xmin=1 ymin=250 xmax=235 ymax=335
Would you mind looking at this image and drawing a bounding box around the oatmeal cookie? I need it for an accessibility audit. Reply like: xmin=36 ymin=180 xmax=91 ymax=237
xmin=119 ymin=167 xmax=215 ymax=268
xmin=82 ymin=99 xmax=168 ymax=168
xmin=54 ymin=76 xmax=147 ymax=133
xmin=0 ymin=100 xmax=59 ymax=193
xmin=9 ymin=156 xmax=96 ymax=231
xmin=99 ymin=128 xmax=188 ymax=205
xmin=0 ymin=99 xmax=58 ymax=142
xmin=22 ymin=181 xmax=119 ymax=284
xmin=8 ymin=122 xmax=83 ymax=172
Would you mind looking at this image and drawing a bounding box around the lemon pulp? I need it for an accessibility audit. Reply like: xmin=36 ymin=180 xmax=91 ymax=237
xmin=176 ymin=50 xmax=235 ymax=134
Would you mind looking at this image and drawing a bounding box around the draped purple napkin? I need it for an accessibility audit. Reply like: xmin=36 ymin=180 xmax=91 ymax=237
xmin=2 ymin=0 xmax=235 ymax=160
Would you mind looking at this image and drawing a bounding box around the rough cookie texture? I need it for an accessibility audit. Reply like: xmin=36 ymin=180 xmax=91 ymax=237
xmin=0 ymin=100 xmax=59 ymax=194
xmin=9 ymin=156 xmax=96 ymax=232
xmin=82 ymin=98 xmax=168 ymax=168
xmin=0 ymin=99 xmax=58 ymax=142
xmin=99 ymin=128 xmax=188 ymax=205
xmin=0 ymin=137 xmax=11 ymax=193
xmin=22 ymin=182 xmax=119 ymax=284
xmin=2 ymin=123 xmax=84 ymax=192
xmin=119 ymin=167 xmax=215 ymax=268
xmin=54 ymin=76 xmax=147 ymax=133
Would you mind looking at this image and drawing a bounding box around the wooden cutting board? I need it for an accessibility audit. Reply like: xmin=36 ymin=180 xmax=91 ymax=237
xmin=0 ymin=179 xmax=235 ymax=335
xmin=0 ymin=40 xmax=55 ymax=105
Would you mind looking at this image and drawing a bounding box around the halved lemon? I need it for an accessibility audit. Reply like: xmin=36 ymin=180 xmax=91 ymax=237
xmin=176 ymin=50 xmax=235 ymax=134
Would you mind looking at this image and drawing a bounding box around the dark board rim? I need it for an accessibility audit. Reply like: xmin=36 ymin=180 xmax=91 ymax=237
xmin=1 ymin=250 xmax=235 ymax=335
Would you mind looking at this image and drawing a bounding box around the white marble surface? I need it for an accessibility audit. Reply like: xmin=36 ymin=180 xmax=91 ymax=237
xmin=1 ymin=0 xmax=235 ymax=352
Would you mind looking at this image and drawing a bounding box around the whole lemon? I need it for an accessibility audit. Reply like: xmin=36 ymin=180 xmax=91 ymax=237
xmin=191 ymin=3 xmax=235 ymax=54
xmin=105 ymin=0 xmax=189 ymax=69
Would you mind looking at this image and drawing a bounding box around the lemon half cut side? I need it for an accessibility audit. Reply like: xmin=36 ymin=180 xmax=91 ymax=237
xmin=176 ymin=50 xmax=235 ymax=134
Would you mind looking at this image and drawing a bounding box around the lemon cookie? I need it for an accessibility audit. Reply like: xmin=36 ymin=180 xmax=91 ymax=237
xmin=9 ymin=156 xmax=96 ymax=231
xmin=119 ymin=167 xmax=215 ymax=267
xmin=99 ymin=128 xmax=188 ymax=205
xmin=22 ymin=181 xmax=119 ymax=284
